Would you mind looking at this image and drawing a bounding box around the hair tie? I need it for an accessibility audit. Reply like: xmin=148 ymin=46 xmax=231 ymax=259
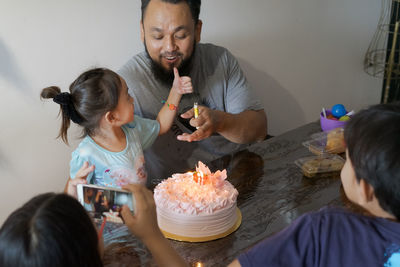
xmin=53 ymin=92 xmax=84 ymax=124
xmin=53 ymin=92 xmax=71 ymax=106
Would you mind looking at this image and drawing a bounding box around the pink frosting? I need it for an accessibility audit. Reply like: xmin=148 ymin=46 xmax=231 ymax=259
xmin=154 ymin=162 xmax=238 ymax=215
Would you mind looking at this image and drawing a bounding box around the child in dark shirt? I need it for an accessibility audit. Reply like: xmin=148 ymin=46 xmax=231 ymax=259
xmin=229 ymin=103 xmax=400 ymax=267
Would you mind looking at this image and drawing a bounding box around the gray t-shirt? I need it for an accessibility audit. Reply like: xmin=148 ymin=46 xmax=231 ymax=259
xmin=119 ymin=43 xmax=263 ymax=184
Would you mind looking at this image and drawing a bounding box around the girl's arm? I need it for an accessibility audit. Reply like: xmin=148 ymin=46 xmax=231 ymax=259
xmin=157 ymin=67 xmax=193 ymax=135
xmin=121 ymin=184 xmax=188 ymax=267
xmin=228 ymin=260 xmax=242 ymax=267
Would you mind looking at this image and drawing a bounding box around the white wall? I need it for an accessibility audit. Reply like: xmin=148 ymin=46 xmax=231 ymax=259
xmin=0 ymin=0 xmax=381 ymax=223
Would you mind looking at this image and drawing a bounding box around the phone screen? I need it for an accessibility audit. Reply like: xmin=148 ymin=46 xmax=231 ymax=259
xmin=79 ymin=185 xmax=134 ymax=220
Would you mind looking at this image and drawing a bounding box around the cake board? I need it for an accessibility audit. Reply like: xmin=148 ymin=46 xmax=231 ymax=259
xmin=160 ymin=207 xmax=242 ymax=242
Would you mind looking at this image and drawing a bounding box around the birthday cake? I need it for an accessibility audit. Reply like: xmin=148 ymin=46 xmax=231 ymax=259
xmin=154 ymin=162 xmax=241 ymax=242
xmin=102 ymin=209 xmax=123 ymax=224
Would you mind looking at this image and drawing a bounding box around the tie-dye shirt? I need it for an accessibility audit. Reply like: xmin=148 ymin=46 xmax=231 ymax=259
xmin=70 ymin=116 xmax=159 ymax=188
xmin=238 ymin=207 xmax=400 ymax=267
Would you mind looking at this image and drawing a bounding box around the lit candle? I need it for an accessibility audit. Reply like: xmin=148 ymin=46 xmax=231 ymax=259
xmin=194 ymin=102 xmax=199 ymax=129
xmin=193 ymin=171 xmax=205 ymax=185
xmin=194 ymin=102 xmax=199 ymax=118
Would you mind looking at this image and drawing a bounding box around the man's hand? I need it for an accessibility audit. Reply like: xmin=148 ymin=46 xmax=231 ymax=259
xmin=177 ymin=106 xmax=267 ymax=144
xmin=177 ymin=105 xmax=222 ymax=142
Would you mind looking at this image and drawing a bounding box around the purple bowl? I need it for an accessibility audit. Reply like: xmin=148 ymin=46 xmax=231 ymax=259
xmin=320 ymin=110 xmax=348 ymax=132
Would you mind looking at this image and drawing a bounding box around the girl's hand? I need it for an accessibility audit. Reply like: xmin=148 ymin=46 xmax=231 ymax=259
xmin=75 ymin=161 xmax=95 ymax=180
xmin=65 ymin=161 xmax=94 ymax=198
xmin=121 ymin=184 xmax=187 ymax=267
xmin=120 ymin=184 xmax=162 ymax=243
xmin=172 ymin=67 xmax=193 ymax=95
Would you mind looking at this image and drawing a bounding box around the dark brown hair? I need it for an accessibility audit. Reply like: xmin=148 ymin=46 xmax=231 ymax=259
xmin=40 ymin=68 xmax=122 ymax=144
xmin=0 ymin=193 xmax=103 ymax=267
xmin=344 ymin=102 xmax=400 ymax=219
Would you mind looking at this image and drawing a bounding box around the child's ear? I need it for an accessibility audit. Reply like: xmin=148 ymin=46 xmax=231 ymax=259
xmin=105 ymin=111 xmax=115 ymax=124
xmin=358 ymin=178 xmax=375 ymax=204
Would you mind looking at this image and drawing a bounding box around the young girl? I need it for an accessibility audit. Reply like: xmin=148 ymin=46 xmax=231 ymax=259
xmin=41 ymin=67 xmax=192 ymax=187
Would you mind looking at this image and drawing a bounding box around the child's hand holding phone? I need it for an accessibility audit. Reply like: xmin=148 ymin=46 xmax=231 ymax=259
xmin=120 ymin=184 xmax=187 ymax=266
xmin=77 ymin=184 xmax=135 ymax=223
xmin=65 ymin=161 xmax=94 ymax=198
xmin=120 ymin=184 xmax=162 ymax=241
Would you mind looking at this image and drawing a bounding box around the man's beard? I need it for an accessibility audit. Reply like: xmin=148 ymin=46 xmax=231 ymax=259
xmin=144 ymin=39 xmax=196 ymax=87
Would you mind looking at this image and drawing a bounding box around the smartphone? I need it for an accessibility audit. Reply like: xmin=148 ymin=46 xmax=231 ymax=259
xmin=77 ymin=184 xmax=135 ymax=222
xmin=177 ymin=114 xmax=197 ymax=133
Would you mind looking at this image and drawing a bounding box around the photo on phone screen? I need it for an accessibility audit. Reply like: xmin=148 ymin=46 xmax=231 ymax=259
xmin=77 ymin=184 xmax=135 ymax=222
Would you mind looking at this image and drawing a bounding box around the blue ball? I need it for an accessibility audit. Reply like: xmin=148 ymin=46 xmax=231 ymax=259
xmin=331 ymin=104 xmax=347 ymax=118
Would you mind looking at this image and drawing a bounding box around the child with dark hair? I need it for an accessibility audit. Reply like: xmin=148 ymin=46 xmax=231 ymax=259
xmin=0 ymin=193 xmax=103 ymax=267
xmin=41 ymin=67 xmax=192 ymax=188
xmin=229 ymin=103 xmax=400 ymax=267
xmin=0 ymin=185 xmax=187 ymax=267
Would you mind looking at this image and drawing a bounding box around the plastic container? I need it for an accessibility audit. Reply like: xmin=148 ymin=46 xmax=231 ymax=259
xmin=295 ymin=154 xmax=345 ymax=178
xmin=303 ymin=127 xmax=345 ymax=155
xmin=320 ymin=110 xmax=348 ymax=132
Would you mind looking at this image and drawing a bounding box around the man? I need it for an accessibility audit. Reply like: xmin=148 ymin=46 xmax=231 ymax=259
xmin=118 ymin=0 xmax=267 ymax=183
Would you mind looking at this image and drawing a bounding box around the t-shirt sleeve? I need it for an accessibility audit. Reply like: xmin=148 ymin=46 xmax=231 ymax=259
xmin=238 ymin=213 xmax=317 ymax=267
xmin=69 ymin=150 xmax=93 ymax=182
xmin=126 ymin=116 xmax=160 ymax=150
xmin=224 ymin=49 xmax=264 ymax=114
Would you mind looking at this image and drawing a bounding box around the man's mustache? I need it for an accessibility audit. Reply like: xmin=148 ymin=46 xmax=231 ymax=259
xmin=160 ymin=52 xmax=183 ymax=58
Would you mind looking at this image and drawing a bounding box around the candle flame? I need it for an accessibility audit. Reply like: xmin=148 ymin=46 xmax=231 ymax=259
xmin=192 ymin=171 xmax=206 ymax=185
